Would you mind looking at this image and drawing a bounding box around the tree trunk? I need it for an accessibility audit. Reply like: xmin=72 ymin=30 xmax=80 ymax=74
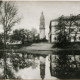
xmin=4 ymin=27 xmax=7 ymax=79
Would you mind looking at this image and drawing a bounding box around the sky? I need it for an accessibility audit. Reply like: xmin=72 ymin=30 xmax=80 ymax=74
xmin=1 ymin=1 xmax=80 ymax=39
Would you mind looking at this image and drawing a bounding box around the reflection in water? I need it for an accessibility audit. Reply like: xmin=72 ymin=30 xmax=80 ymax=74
xmin=40 ymin=56 xmax=46 ymax=80
xmin=11 ymin=53 xmax=47 ymax=79
xmin=0 ymin=51 xmax=80 ymax=79
xmin=50 ymin=52 xmax=80 ymax=79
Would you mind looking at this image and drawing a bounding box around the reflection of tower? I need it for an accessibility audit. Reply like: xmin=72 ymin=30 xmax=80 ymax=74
xmin=39 ymin=12 xmax=45 ymax=39
xmin=40 ymin=56 xmax=46 ymax=80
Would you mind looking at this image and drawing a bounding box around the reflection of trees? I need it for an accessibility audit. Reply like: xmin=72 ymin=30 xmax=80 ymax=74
xmin=50 ymin=53 xmax=80 ymax=79
xmin=32 ymin=58 xmax=38 ymax=69
xmin=57 ymin=55 xmax=70 ymax=76
xmin=50 ymin=54 xmax=68 ymax=78
xmin=0 ymin=52 xmax=40 ymax=79
xmin=0 ymin=54 xmax=21 ymax=79
xmin=10 ymin=53 xmax=39 ymax=71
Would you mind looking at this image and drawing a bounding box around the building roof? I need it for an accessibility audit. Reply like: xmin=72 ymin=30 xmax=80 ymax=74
xmin=50 ymin=14 xmax=80 ymax=22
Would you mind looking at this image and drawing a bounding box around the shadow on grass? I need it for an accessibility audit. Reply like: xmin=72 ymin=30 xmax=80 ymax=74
xmin=52 ymin=42 xmax=80 ymax=49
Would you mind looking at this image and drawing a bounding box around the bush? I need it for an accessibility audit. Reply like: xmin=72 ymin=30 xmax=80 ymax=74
xmin=0 ymin=41 xmax=4 ymax=49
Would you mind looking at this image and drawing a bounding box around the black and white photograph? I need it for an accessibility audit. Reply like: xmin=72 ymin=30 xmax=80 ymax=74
xmin=0 ymin=0 xmax=80 ymax=79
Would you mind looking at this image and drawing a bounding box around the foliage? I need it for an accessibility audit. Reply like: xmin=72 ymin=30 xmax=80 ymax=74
xmin=57 ymin=31 xmax=69 ymax=43
xmin=11 ymin=29 xmax=25 ymax=41
xmin=0 ymin=2 xmax=21 ymax=34
xmin=30 ymin=28 xmax=37 ymax=41
xmin=0 ymin=1 xmax=21 ymax=48
xmin=11 ymin=29 xmax=30 ymax=45
xmin=11 ymin=28 xmax=39 ymax=44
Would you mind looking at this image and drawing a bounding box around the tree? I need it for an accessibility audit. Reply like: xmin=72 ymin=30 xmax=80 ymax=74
xmin=11 ymin=29 xmax=25 ymax=44
xmin=11 ymin=28 xmax=38 ymax=44
xmin=57 ymin=31 xmax=68 ymax=43
xmin=24 ymin=29 xmax=31 ymax=42
xmin=0 ymin=2 xmax=21 ymax=79
xmin=11 ymin=29 xmax=30 ymax=44
xmin=55 ymin=15 xmax=71 ymax=43
xmin=0 ymin=1 xmax=21 ymax=48
xmin=31 ymin=28 xmax=37 ymax=41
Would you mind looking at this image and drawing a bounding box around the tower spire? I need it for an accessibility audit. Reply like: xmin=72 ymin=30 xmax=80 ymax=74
xmin=39 ymin=12 xmax=45 ymax=39
xmin=41 ymin=11 xmax=44 ymax=19
xmin=40 ymin=12 xmax=45 ymax=29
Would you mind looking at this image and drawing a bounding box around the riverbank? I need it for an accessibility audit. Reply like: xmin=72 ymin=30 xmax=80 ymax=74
xmin=20 ymin=42 xmax=53 ymax=50
xmin=0 ymin=43 xmax=53 ymax=55
xmin=0 ymin=42 xmax=80 ymax=55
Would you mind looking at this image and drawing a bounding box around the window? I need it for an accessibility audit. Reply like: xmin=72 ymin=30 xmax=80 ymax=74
xmin=54 ymin=37 xmax=56 ymax=40
xmin=71 ymin=36 xmax=74 ymax=39
xmin=79 ymin=28 xmax=80 ymax=32
xmin=70 ymin=28 xmax=75 ymax=32
xmin=51 ymin=22 xmax=55 ymax=26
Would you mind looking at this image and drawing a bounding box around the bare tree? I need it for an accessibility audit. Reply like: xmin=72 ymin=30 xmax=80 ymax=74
xmin=0 ymin=1 xmax=21 ymax=79
xmin=0 ymin=1 xmax=21 ymax=48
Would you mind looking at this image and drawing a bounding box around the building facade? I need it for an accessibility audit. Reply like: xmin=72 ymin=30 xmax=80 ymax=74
xmin=39 ymin=12 xmax=45 ymax=39
xmin=49 ymin=20 xmax=58 ymax=42
xmin=49 ymin=15 xmax=80 ymax=43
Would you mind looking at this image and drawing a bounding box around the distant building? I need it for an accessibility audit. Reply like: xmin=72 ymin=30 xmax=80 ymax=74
xmin=39 ymin=12 xmax=45 ymax=39
xmin=49 ymin=14 xmax=80 ymax=43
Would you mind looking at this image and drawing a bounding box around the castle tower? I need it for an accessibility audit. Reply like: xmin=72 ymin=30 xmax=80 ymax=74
xmin=39 ymin=12 xmax=45 ymax=39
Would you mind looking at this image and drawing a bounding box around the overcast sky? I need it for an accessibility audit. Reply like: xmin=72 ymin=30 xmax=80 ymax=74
xmin=1 ymin=1 xmax=80 ymax=39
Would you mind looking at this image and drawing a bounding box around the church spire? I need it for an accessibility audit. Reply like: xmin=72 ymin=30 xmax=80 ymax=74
xmin=39 ymin=12 xmax=45 ymax=39
xmin=40 ymin=12 xmax=45 ymax=29
xmin=40 ymin=12 xmax=44 ymax=20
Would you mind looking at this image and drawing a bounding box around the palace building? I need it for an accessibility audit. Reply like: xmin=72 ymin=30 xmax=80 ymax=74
xmin=49 ymin=14 xmax=80 ymax=43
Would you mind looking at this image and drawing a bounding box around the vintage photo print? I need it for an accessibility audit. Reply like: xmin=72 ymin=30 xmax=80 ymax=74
xmin=0 ymin=0 xmax=80 ymax=80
